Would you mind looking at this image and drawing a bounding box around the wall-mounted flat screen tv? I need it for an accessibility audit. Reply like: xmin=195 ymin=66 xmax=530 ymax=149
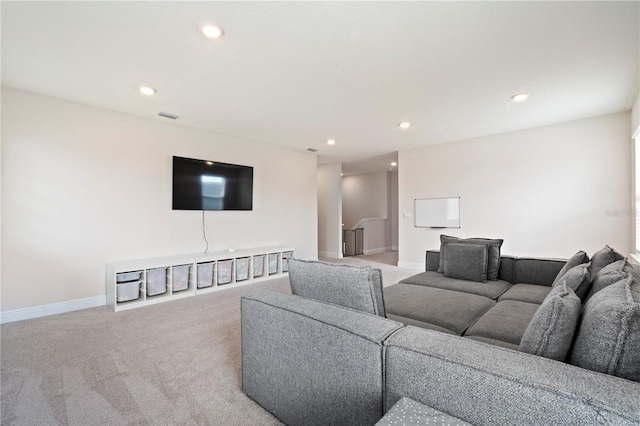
xmin=172 ymin=156 xmax=253 ymax=211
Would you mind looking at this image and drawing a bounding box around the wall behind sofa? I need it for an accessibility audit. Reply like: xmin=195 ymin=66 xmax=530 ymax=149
xmin=1 ymin=87 xmax=318 ymax=315
xmin=398 ymin=112 xmax=632 ymax=269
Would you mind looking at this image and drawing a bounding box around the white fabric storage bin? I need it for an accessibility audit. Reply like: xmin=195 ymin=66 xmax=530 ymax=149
xmin=197 ymin=262 xmax=214 ymax=288
xmin=117 ymin=271 xmax=142 ymax=283
xmin=146 ymin=267 xmax=167 ymax=296
xmin=253 ymin=255 xmax=265 ymax=277
xmin=268 ymin=253 xmax=280 ymax=275
xmin=218 ymin=259 xmax=234 ymax=285
xmin=116 ymin=280 xmax=141 ymax=302
xmin=236 ymin=257 xmax=250 ymax=281
xmin=172 ymin=264 xmax=190 ymax=292
xmin=282 ymin=251 xmax=294 ymax=272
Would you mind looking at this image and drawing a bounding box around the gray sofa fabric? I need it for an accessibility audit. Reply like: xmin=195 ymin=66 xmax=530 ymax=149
xmin=438 ymin=235 xmax=504 ymax=280
xmin=464 ymin=300 xmax=540 ymax=346
xmin=442 ymin=242 xmax=488 ymax=282
xmin=570 ymin=275 xmax=640 ymax=381
xmin=399 ymin=271 xmax=511 ymax=299
xmin=384 ymin=284 xmax=494 ymax=335
xmin=513 ymin=257 xmax=566 ymax=286
xmin=551 ymin=250 xmax=589 ymax=286
xmin=498 ymin=283 xmax=551 ymax=304
xmin=552 ymin=262 xmax=591 ymax=301
xmin=589 ymin=245 xmax=625 ymax=278
xmin=519 ymin=284 xmax=582 ymax=361
xmin=288 ymin=258 xmax=385 ymax=317
xmin=241 ymin=290 xmax=403 ymax=426
xmin=384 ymin=327 xmax=640 ymax=426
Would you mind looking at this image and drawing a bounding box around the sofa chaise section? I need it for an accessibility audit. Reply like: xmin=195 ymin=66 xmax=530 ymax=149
xmin=241 ymin=289 xmax=403 ymax=426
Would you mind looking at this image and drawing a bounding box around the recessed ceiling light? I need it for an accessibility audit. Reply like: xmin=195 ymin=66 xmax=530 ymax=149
xmin=391 ymin=162 xmax=397 ymax=167
xmin=202 ymin=24 xmax=224 ymax=39
xmin=327 ymin=139 xmax=336 ymax=145
xmin=139 ymin=86 xmax=156 ymax=96
xmin=399 ymin=122 xmax=411 ymax=129
xmin=511 ymin=93 xmax=529 ymax=102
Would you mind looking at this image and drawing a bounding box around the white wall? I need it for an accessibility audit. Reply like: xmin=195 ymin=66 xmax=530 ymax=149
xmin=1 ymin=87 xmax=318 ymax=312
xmin=398 ymin=112 xmax=632 ymax=270
xmin=317 ymin=162 xmax=342 ymax=258
xmin=632 ymin=91 xmax=640 ymax=137
xmin=342 ymin=171 xmax=388 ymax=229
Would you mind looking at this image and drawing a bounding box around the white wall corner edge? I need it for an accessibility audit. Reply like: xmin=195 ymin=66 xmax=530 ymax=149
xmin=1 ymin=295 xmax=107 ymax=324
xmin=397 ymin=261 xmax=425 ymax=271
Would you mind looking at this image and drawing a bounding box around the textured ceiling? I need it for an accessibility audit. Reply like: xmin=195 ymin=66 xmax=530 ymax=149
xmin=2 ymin=1 xmax=639 ymax=175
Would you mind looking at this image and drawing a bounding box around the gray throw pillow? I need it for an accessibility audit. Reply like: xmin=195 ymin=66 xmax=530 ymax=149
xmin=443 ymin=243 xmax=488 ymax=282
xmin=585 ymin=259 xmax=628 ymax=302
xmin=552 ymin=250 xmax=589 ymax=286
xmin=287 ymin=258 xmax=386 ymax=317
xmin=438 ymin=235 xmax=503 ymax=280
xmin=519 ymin=284 xmax=582 ymax=361
xmin=552 ymin=262 xmax=591 ymax=301
xmin=569 ymin=274 xmax=640 ymax=382
xmin=589 ymin=245 xmax=625 ymax=278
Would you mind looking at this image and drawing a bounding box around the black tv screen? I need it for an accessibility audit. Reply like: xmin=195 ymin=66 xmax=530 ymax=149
xmin=172 ymin=156 xmax=253 ymax=211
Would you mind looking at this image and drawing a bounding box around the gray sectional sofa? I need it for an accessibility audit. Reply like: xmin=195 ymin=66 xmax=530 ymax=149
xmin=241 ymin=247 xmax=640 ymax=425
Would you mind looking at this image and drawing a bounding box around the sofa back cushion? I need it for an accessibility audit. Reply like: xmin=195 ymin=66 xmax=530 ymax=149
xmin=585 ymin=259 xmax=629 ymax=302
xmin=551 ymin=250 xmax=589 ymax=286
xmin=438 ymin=235 xmax=503 ymax=280
xmin=519 ymin=284 xmax=581 ymax=361
xmin=569 ymin=274 xmax=640 ymax=382
xmin=442 ymin=243 xmax=488 ymax=282
xmin=589 ymin=245 xmax=625 ymax=278
xmin=551 ymin=262 xmax=592 ymax=301
xmin=288 ymin=258 xmax=386 ymax=317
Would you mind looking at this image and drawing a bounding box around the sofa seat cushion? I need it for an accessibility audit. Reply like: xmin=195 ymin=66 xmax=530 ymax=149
xmin=498 ymin=283 xmax=551 ymax=304
xmin=464 ymin=300 xmax=540 ymax=346
xmin=399 ymin=271 xmax=512 ymax=300
xmin=384 ymin=283 xmax=495 ymax=335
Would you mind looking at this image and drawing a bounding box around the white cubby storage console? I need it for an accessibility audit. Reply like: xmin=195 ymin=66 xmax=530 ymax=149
xmin=106 ymin=246 xmax=294 ymax=312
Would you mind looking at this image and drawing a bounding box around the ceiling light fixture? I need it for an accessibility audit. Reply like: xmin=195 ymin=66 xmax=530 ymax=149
xmin=391 ymin=162 xmax=397 ymax=167
xmin=327 ymin=139 xmax=336 ymax=145
xmin=511 ymin=93 xmax=529 ymax=102
xmin=139 ymin=86 xmax=156 ymax=96
xmin=399 ymin=122 xmax=411 ymax=129
xmin=202 ymin=24 xmax=224 ymax=39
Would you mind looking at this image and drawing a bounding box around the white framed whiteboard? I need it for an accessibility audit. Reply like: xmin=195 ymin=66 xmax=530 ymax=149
xmin=415 ymin=197 xmax=460 ymax=228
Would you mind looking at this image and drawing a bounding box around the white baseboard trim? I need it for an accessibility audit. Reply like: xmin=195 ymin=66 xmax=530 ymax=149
xmin=391 ymin=245 xmax=399 ymax=251
xmin=363 ymin=247 xmax=387 ymax=255
xmin=397 ymin=261 xmax=424 ymax=271
xmin=318 ymin=251 xmax=342 ymax=259
xmin=1 ymin=295 xmax=107 ymax=324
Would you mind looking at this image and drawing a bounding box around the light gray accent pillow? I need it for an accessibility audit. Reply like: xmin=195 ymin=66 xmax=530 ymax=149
xmin=551 ymin=250 xmax=589 ymax=286
xmin=287 ymin=258 xmax=386 ymax=317
xmin=551 ymin=262 xmax=591 ymax=301
xmin=519 ymin=284 xmax=581 ymax=361
xmin=570 ymin=274 xmax=640 ymax=382
xmin=589 ymin=245 xmax=625 ymax=278
xmin=443 ymin=243 xmax=488 ymax=282
xmin=438 ymin=235 xmax=503 ymax=280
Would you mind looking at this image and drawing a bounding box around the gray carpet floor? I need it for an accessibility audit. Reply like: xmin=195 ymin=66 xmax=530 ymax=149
xmin=1 ymin=253 xmax=417 ymax=425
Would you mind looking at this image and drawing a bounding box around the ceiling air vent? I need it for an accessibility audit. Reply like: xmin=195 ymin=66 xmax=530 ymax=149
xmin=307 ymin=148 xmax=318 ymax=153
xmin=158 ymin=112 xmax=179 ymax=120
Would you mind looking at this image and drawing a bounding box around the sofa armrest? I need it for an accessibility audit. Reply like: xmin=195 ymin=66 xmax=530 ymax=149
xmin=384 ymin=327 xmax=640 ymax=426
xmin=242 ymin=290 xmax=403 ymax=426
